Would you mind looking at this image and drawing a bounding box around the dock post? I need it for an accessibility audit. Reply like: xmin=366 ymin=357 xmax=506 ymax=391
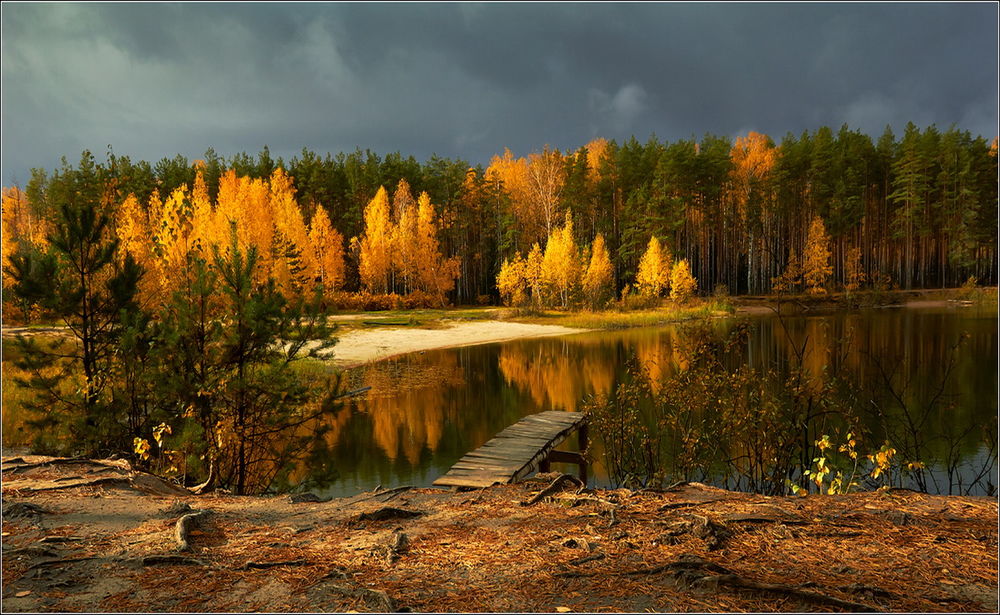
xmin=578 ymin=422 xmax=589 ymax=485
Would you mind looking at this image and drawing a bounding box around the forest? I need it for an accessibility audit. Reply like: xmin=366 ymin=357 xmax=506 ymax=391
xmin=3 ymin=121 xmax=997 ymax=315
xmin=1 ymin=122 xmax=996 ymax=493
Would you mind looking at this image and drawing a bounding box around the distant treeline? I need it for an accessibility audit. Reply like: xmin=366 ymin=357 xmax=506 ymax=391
xmin=5 ymin=122 xmax=997 ymax=303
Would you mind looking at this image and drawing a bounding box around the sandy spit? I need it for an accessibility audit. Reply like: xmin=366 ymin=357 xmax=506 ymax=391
xmin=321 ymin=320 xmax=585 ymax=368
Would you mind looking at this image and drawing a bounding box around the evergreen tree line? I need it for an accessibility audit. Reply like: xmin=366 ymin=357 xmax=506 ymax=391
xmin=4 ymin=121 xmax=997 ymax=308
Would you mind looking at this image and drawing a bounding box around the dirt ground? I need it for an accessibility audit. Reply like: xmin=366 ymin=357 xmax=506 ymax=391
xmin=1 ymin=456 xmax=997 ymax=613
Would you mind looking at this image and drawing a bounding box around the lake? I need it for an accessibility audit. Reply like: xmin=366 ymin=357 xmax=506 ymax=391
xmin=282 ymin=305 xmax=997 ymax=497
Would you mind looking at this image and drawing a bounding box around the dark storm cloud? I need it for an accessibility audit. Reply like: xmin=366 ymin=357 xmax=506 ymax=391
xmin=2 ymin=2 xmax=996 ymax=186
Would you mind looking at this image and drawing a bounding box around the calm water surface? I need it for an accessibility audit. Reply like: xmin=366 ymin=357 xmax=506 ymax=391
xmin=294 ymin=306 xmax=997 ymax=497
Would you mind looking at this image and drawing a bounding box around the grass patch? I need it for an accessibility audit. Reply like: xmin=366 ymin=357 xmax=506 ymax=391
xmin=508 ymin=300 xmax=734 ymax=330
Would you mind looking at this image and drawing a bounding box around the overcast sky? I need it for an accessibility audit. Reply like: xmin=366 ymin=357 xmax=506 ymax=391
xmin=2 ymin=2 xmax=997 ymax=186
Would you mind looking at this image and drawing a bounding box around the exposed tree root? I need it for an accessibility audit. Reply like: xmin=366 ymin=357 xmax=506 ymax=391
xmin=352 ymin=485 xmax=414 ymax=504
xmin=175 ymin=510 xmax=210 ymax=552
xmin=631 ymin=555 xmax=879 ymax=612
xmin=24 ymin=556 xmax=96 ymax=571
xmin=521 ymin=474 xmax=584 ymax=506
xmin=141 ymin=555 xmax=206 ymax=566
xmin=357 ymin=507 xmax=422 ymax=522
xmin=25 ymin=477 xmax=132 ymax=492
xmin=241 ymin=559 xmax=309 ymax=570
xmin=190 ymin=460 xmax=215 ymax=495
xmin=321 ymin=583 xmax=397 ymax=612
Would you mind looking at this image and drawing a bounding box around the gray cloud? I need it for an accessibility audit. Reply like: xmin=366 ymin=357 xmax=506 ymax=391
xmin=1 ymin=2 xmax=996 ymax=186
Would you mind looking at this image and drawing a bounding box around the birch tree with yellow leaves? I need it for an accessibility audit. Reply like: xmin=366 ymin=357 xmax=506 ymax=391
xmin=356 ymin=186 xmax=393 ymax=294
xmin=582 ymin=233 xmax=614 ymax=308
xmin=308 ymin=206 xmax=346 ymax=296
xmin=540 ymin=213 xmax=580 ymax=308
xmin=414 ymin=191 xmax=459 ymax=303
xmin=803 ymin=215 xmax=833 ymax=294
xmin=635 ymin=236 xmax=672 ymax=297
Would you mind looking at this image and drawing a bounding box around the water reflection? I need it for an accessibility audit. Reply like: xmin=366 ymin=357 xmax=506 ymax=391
xmin=275 ymin=306 xmax=996 ymax=497
xmin=8 ymin=307 xmax=990 ymax=496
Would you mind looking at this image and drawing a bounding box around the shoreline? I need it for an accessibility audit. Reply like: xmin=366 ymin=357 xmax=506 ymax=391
xmin=319 ymin=320 xmax=586 ymax=368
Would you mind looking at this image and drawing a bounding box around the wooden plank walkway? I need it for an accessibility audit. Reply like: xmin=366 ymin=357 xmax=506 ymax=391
xmin=432 ymin=411 xmax=588 ymax=489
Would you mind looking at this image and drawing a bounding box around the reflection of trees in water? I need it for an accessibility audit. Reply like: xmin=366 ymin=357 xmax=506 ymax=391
xmin=497 ymin=340 xmax=615 ymax=411
xmin=360 ymin=353 xmax=467 ymax=463
xmin=268 ymin=310 xmax=996 ymax=496
xmin=619 ymin=311 xmax=997 ymax=495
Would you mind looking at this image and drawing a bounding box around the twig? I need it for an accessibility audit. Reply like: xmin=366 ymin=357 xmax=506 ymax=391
xmin=568 ymin=552 xmax=605 ymax=566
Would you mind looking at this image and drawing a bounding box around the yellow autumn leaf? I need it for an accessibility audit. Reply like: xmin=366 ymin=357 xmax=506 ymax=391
xmin=555 ymin=607 xmax=572 ymax=613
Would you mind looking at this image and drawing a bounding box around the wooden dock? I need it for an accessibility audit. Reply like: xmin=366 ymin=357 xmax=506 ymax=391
xmin=432 ymin=411 xmax=588 ymax=489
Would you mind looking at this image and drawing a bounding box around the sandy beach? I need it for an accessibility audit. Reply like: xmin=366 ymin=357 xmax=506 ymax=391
xmin=322 ymin=320 xmax=585 ymax=368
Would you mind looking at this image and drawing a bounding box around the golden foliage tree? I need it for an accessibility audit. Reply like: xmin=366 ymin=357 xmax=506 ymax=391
xmin=497 ymin=254 xmax=528 ymax=307
xmin=525 ymin=242 xmax=544 ymax=307
xmin=582 ymin=233 xmax=614 ymax=308
xmin=844 ymin=246 xmax=865 ymax=293
xmin=485 ymin=147 xmax=566 ymax=249
xmin=270 ymin=168 xmax=316 ymax=295
xmin=153 ymin=185 xmax=193 ymax=294
xmin=540 ymin=213 xmax=581 ymax=308
xmin=414 ymin=191 xmax=459 ymax=303
xmin=308 ymin=206 xmax=346 ymax=295
xmin=670 ymin=259 xmax=697 ymax=302
xmin=635 ymin=236 xmax=672 ymax=297
xmin=391 ymin=179 xmax=419 ymax=294
xmin=526 ymin=145 xmax=566 ymax=238
xmin=357 ymin=186 xmax=393 ymax=294
xmin=188 ymin=170 xmax=214 ymax=255
xmin=771 ymin=253 xmax=802 ymax=294
xmin=803 ymin=215 xmax=833 ymax=294
xmin=584 ymin=138 xmax=611 ymax=186
xmin=2 ymin=186 xmax=50 ymax=292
